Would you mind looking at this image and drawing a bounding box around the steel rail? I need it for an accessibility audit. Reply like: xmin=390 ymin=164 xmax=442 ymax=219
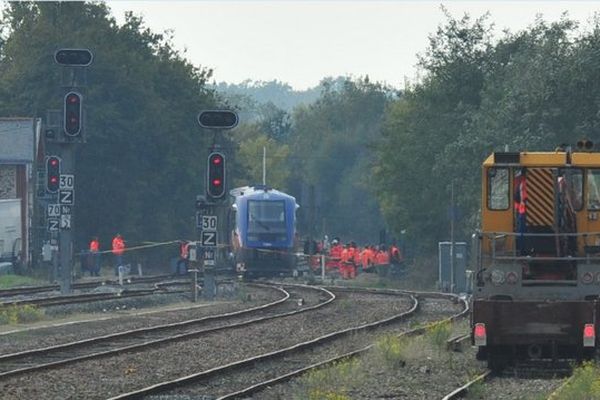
xmin=216 ymin=289 xmax=469 ymax=400
xmin=546 ymin=373 xmax=576 ymax=400
xmin=0 ymin=274 xmax=175 ymax=298
xmin=106 ymin=286 xmax=417 ymax=400
xmin=0 ymin=287 xmax=173 ymax=308
xmin=442 ymin=370 xmax=493 ymax=400
xmin=0 ymin=284 xmax=332 ymax=380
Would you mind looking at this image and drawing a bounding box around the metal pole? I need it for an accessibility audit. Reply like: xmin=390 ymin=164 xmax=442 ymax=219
xmin=262 ymin=146 xmax=266 ymax=185
xmin=192 ymin=269 xmax=198 ymax=302
xmin=321 ymin=254 xmax=325 ymax=281
xmin=450 ymin=181 xmax=455 ymax=293
xmin=59 ymin=143 xmax=74 ymax=294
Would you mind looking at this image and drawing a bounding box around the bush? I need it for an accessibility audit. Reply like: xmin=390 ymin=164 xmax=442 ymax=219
xmin=374 ymin=334 xmax=407 ymax=369
xmin=296 ymin=359 xmax=361 ymax=400
xmin=427 ymin=321 xmax=452 ymax=351
xmin=0 ymin=304 xmax=44 ymax=325
xmin=552 ymin=362 xmax=600 ymax=399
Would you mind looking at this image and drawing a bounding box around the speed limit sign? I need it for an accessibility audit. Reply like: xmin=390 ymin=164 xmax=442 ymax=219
xmin=201 ymin=216 xmax=217 ymax=231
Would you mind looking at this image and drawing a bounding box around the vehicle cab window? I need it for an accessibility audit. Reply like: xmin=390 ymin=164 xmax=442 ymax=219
xmin=587 ymin=169 xmax=600 ymax=210
xmin=487 ymin=167 xmax=509 ymax=210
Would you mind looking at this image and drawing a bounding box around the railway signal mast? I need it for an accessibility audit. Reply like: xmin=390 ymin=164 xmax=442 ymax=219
xmin=45 ymin=48 xmax=93 ymax=293
xmin=196 ymin=110 xmax=238 ymax=300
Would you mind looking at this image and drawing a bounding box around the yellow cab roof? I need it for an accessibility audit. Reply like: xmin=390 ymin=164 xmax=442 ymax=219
xmin=483 ymin=152 xmax=567 ymax=167
xmin=483 ymin=152 xmax=600 ymax=168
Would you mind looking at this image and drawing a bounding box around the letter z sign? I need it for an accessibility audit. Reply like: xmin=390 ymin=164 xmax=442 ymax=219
xmin=59 ymin=189 xmax=74 ymax=205
xmin=201 ymin=231 xmax=217 ymax=247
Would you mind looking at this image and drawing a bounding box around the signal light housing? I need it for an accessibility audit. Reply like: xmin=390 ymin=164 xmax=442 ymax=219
xmin=46 ymin=156 xmax=61 ymax=193
xmin=54 ymin=48 xmax=93 ymax=66
xmin=198 ymin=110 xmax=238 ymax=130
xmin=207 ymin=152 xmax=226 ymax=199
xmin=584 ymin=324 xmax=595 ymax=347
xmin=474 ymin=323 xmax=487 ymax=346
xmin=64 ymin=91 xmax=82 ymax=137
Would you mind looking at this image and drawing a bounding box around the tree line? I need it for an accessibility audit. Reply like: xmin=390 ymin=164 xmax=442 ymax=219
xmin=2 ymin=3 xmax=600 ymax=261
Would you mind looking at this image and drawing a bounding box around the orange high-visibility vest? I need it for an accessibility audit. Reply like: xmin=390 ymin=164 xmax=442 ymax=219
xmin=90 ymin=240 xmax=99 ymax=252
xmin=112 ymin=237 xmax=125 ymax=256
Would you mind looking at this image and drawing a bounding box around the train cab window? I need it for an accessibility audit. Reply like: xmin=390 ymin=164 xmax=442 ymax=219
xmin=587 ymin=170 xmax=600 ymax=210
xmin=487 ymin=167 xmax=509 ymax=210
xmin=248 ymin=200 xmax=286 ymax=231
xmin=559 ymin=169 xmax=583 ymax=211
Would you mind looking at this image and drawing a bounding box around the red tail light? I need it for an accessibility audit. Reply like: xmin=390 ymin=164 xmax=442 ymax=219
xmin=584 ymin=323 xmax=595 ymax=347
xmin=474 ymin=323 xmax=487 ymax=346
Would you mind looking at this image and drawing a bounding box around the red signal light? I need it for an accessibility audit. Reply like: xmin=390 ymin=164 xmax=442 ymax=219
xmin=207 ymin=152 xmax=226 ymax=198
xmin=46 ymin=156 xmax=61 ymax=193
xmin=64 ymin=91 xmax=82 ymax=137
xmin=474 ymin=323 xmax=487 ymax=346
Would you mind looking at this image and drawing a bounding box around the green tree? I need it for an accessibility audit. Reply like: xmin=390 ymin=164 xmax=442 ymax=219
xmin=0 ymin=2 xmax=217 ymax=254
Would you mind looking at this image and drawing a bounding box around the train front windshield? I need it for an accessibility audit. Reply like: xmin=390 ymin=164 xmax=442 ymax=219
xmin=247 ymin=200 xmax=287 ymax=242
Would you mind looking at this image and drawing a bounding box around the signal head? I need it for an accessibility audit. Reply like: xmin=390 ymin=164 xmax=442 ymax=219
xmin=198 ymin=110 xmax=238 ymax=130
xmin=207 ymin=152 xmax=226 ymax=199
xmin=64 ymin=91 xmax=82 ymax=137
xmin=54 ymin=48 xmax=93 ymax=66
xmin=46 ymin=156 xmax=61 ymax=193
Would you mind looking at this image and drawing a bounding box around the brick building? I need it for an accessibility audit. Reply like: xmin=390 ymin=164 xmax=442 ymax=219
xmin=0 ymin=118 xmax=42 ymax=268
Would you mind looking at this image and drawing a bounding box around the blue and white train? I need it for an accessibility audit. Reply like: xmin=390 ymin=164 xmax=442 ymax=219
xmin=229 ymin=186 xmax=298 ymax=277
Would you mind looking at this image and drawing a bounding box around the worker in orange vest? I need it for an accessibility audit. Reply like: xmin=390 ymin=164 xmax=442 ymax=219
xmin=514 ymin=168 xmax=528 ymax=254
xmin=176 ymin=240 xmax=190 ymax=275
xmin=375 ymin=245 xmax=390 ymax=276
xmin=112 ymin=233 xmax=125 ymax=276
xmin=340 ymin=244 xmax=352 ymax=279
xmin=390 ymin=243 xmax=403 ymax=276
xmin=89 ymin=236 xmax=100 ymax=277
xmin=361 ymin=245 xmax=375 ymax=272
xmin=327 ymin=238 xmax=343 ymax=271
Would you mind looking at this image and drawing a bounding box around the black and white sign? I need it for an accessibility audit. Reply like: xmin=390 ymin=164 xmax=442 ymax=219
xmin=201 ymin=231 xmax=217 ymax=247
xmin=59 ymin=174 xmax=75 ymax=190
xmin=196 ymin=207 xmax=215 ymax=228
xmin=60 ymin=205 xmax=72 ymax=215
xmin=47 ymin=204 xmax=61 ymax=217
xmin=59 ymin=189 xmax=74 ymax=205
xmin=204 ymin=250 xmax=215 ymax=260
xmin=201 ymin=216 xmax=217 ymax=231
xmin=60 ymin=214 xmax=71 ymax=230
xmin=48 ymin=218 xmax=59 ymax=231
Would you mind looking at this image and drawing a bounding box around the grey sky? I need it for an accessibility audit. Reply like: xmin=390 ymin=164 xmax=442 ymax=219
xmin=105 ymin=1 xmax=599 ymax=90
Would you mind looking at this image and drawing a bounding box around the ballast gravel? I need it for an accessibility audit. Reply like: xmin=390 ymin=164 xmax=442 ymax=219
xmin=0 ymin=289 xmax=413 ymax=399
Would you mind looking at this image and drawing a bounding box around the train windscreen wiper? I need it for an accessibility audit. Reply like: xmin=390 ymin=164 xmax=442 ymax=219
xmin=249 ymin=214 xmax=270 ymax=231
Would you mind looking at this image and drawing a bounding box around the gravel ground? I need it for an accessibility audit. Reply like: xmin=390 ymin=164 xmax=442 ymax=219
xmin=0 ymin=283 xmax=281 ymax=354
xmin=204 ymin=297 xmax=471 ymax=400
xmin=0 ymin=289 xmax=413 ymax=399
xmin=473 ymin=374 xmax=566 ymax=399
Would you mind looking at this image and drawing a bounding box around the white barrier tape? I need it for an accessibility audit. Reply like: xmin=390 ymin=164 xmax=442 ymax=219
xmin=76 ymin=240 xmax=180 ymax=257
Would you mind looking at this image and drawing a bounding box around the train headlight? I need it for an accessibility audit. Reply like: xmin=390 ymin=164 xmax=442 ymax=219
xmin=506 ymin=271 xmax=518 ymax=285
xmin=582 ymin=271 xmax=594 ymax=284
xmin=491 ymin=270 xmax=505 ymax=285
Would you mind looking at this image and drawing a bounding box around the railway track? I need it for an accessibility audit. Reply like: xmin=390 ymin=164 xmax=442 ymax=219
xmin=0 ymin=276 xmax=188 ymax=308
xmin=108 ymin=287 xmax=448 ymax=399
xmin=0 ymin=274 xmax=174 ymax=298
xmin=205 ymin=289 xmax=469 ymax=400
xmin=442 ymin=361 xmax=572 ymax=399
xmin=0 ymin=283 xmax=332 ymax=381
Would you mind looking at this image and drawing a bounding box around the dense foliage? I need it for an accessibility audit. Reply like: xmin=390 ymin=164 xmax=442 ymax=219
xmin=5 ymin=2 xmax=600 ymax=260
xmin=0 ymin=2 xmax=217 ymax=250
xmin=374 ymin=12 xmax=600 ymax=250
